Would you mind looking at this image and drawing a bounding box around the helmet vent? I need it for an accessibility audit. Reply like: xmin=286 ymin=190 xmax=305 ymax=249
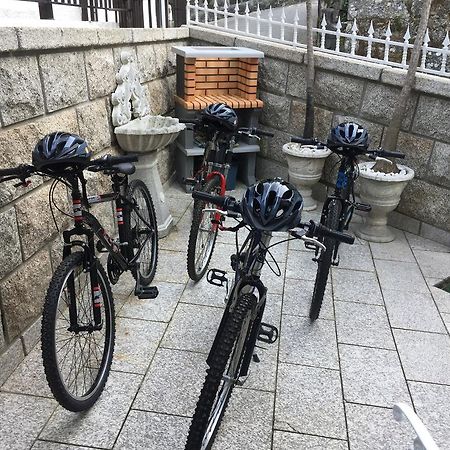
xmin=282 ymin=189 xmax=293 ymax=199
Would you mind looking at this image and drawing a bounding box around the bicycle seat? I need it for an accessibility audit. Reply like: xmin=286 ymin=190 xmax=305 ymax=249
xmin=111 ymin=163 xmax=135 ymax=175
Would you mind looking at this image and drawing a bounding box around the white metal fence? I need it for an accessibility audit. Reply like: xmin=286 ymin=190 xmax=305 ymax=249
xmin=186 ymin=0 xmax=450 ymax=78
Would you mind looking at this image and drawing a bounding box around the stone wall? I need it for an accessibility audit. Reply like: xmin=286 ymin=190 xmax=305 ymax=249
xmin=0 ymin=25 xmax=188 ymax=383
xmin=190 ymin=27 xmax=450 ymax=246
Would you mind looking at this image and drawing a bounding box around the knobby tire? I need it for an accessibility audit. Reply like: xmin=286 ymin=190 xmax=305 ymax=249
xmin=41 ymin=252 xmax=115 ymax=411
xmin=187 ymin=176 xmax=221 ymax=282
xmin=185 ymin=294 xmax=255 ymax=450
xmin=126 ymin=179 xmax=158 ymax=286
xmin=309 ymin=200 xmax=341 ymax=321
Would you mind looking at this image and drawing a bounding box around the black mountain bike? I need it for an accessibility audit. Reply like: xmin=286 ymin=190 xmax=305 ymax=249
xmin=180 ymin=115 xmax=273 ymax=282
xmin=184 ymin=184 xmax=354 ymax=449
xmin=291 ymin=135 xmax=405 ymax=321
xmin=0 ymin=154 xmax=158 ymax=411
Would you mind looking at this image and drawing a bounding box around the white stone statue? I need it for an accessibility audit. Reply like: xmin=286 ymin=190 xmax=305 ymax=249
xmin=111 ymin=52 xmax=150 ymax=127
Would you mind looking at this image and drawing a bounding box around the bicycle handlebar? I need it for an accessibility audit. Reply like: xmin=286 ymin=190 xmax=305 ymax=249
xmin=291 ymin=135 xmax=406 ymax=159
xmin=178 ymin=118 xmax=202 ymax=126
xmin=0 ymin=164 xmax=36 ymax=180
xmin=91 ymin=154 xmax=139 ymax=166
xmin=192 ymin=190 xmax=355 ymax=244
xmin=290 ymin=136 xmax=319 ymax=146
xmin=374 ymin=149 xmax=405 ymax=159
xmin=192 ymin=190 xmax=240 ymax=213
xmin=301 ymin=220 xmax=355 ymax=245
xmin=238 ymin=127 xmax=274 ymax=138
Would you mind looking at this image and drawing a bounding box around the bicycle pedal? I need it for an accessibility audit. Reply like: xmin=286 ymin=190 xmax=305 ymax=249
xmin=331 ymin=255 xmax=340 ymax=267
xmin=184 ymin=177 xmax=197 ymax=186
xmin=135 ymin=285 xmax=159 ymax=299
xmin=257 ymin=322 xmax=279 ymax=344
xmin=354 ymin=202 xmax=372 ymax=212
xmin=207 ymin=268 xmax=228 ymax=287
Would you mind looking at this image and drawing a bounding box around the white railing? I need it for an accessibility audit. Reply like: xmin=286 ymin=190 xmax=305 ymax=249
xmin=186 ymin=0 xmax=450 ymax=78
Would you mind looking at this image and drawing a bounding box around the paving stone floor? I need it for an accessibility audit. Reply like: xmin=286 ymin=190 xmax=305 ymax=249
xmin=1 ymin=182 xmax=450 ymax=450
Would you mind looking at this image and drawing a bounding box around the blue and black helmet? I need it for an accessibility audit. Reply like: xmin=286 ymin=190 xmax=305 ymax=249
xmin=328 ymin=122 xmax=369 ymax=149
xmin=32 ymin=132 xmax=91 ymax=171
xmin=242 ymin=178 xmax=303 ymax=232
xmin=201 ymin=103 xmax=238 ymax=131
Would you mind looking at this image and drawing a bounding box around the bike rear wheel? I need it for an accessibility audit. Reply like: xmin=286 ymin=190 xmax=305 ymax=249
xmin=185 ymin=294 xmax=256 ymax=450
xmin=187 ymin=175 xmax=221 ymax=282
xmin=41 ymin=252 xmax=115 ymax=411
xmin=126 ymin=179 xmax=158 ymax=286
xmin=310 ymin=200 xmax=341 ymax=322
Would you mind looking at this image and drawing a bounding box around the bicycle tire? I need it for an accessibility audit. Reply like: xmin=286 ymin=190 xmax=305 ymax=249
xmin=185 ymin=293 xmax=256 ymax=450
xmin=309 ymin=200 xmax=341 ymax=322
xmin=125 ymin=179 xmax=158 ymax=286
xmin=41 ymin=252 xmax=115 ymax=411
xmin=187 ymin=176 xmax=221 ymax=282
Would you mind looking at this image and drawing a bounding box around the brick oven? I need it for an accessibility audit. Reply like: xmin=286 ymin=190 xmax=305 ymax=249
xmin=172 ymin=46 xmax=265 ymax=190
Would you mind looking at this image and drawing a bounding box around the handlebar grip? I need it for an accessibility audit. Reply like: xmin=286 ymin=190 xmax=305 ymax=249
xmin=0 ymin=164 xmax=35 ymax=178
xmin=178 ymin=118 xmax=201 ymax=125
xmin=315 ymin=223 xmax=355 ymax=245
xmin=378 ymin=150 xmax=406 ymax=159
xmin=291 ymin=136 xmax=318 ymax=145
xmin=254 ymin=128 xmax=274 ymax=137
xmin=192 ymin=190 xmax=227 ymax=207
xmin=92 ymin=154 xmax=139 ymax=167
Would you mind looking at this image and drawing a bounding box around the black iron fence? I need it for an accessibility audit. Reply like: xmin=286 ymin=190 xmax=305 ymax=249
xmin=18 ymin=0 xmax=168 ymax=28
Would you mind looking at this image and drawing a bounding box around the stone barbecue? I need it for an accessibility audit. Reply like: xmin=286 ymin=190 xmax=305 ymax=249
xmin=172 ymin=46 xmax=264 ymax=110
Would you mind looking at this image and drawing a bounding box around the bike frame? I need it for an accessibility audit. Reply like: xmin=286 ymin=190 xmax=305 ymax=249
xmin=319 ymin=152 xmax=358 ymax=260
xmin=63 ymin=172 xmax=151 ymax=329
xmin=207 ymin=229 xmax=272 ymax=378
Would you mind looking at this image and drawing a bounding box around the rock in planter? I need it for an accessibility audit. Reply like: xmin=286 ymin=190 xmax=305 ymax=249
xmin=282 ymin=143 xmax=331 ymax=211
xmin=356 ymin=162 xmax=415 ymax=243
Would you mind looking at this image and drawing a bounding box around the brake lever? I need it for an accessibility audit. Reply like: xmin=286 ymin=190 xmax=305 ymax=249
xmin=202 ymin=208 xmax=241 ymax=219
xmin=237 ymin=130 xmax=261 ymax=141
xmin=290 ymin=228 xmax=327 ymax=252
xmin=366 ymin=154 xmax=393 ymax=165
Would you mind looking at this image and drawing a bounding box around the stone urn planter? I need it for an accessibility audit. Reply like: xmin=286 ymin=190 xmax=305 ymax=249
xmin=282 ymin=143 xmax=331 ymax=210
xmin=355 ymin=162 xmax=415 ymax=243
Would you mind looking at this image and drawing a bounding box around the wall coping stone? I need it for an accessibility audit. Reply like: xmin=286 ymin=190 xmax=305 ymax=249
xmin=0 ymin=28 xmax=19 ymax=53
xmin=0 ymin=26 xmax=187 ymax=54
xmin=381 ymin=67 xmax=450 ymax=99
xmin=190 ymin=26 xmax=450 ymax=100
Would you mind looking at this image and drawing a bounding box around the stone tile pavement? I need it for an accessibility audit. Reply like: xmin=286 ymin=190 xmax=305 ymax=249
xmin=1 ymin=182 xmax=450 ymax=450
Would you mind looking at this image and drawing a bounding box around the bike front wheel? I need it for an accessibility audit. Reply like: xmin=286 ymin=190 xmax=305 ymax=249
xmin=126 ymin=179 xmax=158 ymax=286
xmin=310 ymin=200 xmax=341 ymax=321
xmin=187 ymin=175 xmax=221 ymax=282
xmin=185 ymin=293 xmax=256 ymax=450
xmin=41 ymin=252 xmax=115 ymax=411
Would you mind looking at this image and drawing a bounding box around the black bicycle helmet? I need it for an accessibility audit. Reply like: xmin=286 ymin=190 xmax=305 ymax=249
xmin=242 ymin=178 xmax=303 ymax=232
xmin=32 ymin=132 xmax=91 ymax=172
xmin=201 ymin=103 xmax=238 ymax=131
xmin=328 ymin=122 xmax=369 ymax=149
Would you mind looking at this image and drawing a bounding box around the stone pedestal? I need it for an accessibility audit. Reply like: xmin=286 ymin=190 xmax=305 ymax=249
xmin=130 ymin=150 xmax=173 ymax=237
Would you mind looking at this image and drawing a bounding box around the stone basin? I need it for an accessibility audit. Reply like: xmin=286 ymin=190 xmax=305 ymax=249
xmin=114 ymin=116 xmax=185 ymax=153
